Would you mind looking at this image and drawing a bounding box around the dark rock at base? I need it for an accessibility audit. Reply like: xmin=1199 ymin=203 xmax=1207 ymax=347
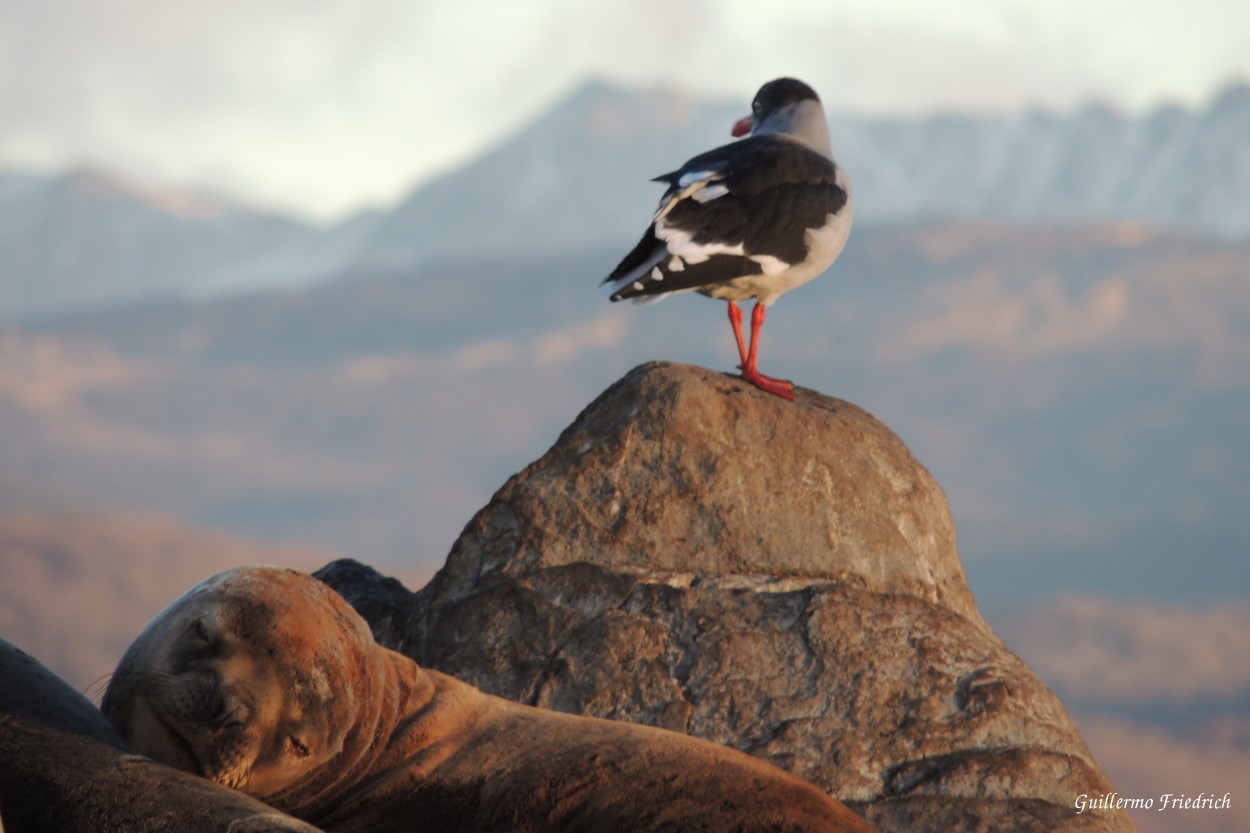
xmin=315 ymin=362 xmax=1136 ymax=833
xmin=0 ymin=637 xmax=322 ymax=833
xmin=312 ymin=558 xmax=416 ymax=652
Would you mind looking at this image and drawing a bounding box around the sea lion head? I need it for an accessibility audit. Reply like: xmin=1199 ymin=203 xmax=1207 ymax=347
xmin=103 ymin=566 xmax=388 ymax=807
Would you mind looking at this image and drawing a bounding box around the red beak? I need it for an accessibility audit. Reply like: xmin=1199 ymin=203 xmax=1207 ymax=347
xmin=731 ymin=116 xmax=752 ymax=137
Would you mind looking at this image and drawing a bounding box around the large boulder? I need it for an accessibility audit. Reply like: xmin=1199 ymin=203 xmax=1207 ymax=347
xmin=318 ymin=362 xmax=1135 ymax=833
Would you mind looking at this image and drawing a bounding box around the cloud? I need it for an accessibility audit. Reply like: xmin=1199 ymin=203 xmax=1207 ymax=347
xmin=876 ymin=242 xmax=1250 ymax=381
xmin=873 ymin=269 xmax=1126 ymax=366
xmin=3 ymin=0 xmax=1248 ymax=218
xmin=327 ymin=313 xmax=628 ymax=378
xmin=999 ymin=595 xmax=1250 ymax=703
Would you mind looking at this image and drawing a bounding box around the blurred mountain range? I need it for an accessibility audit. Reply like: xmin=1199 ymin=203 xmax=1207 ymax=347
xmin=0 ymin=78 xmax=1247 ymax=602
xmin=4 ymin=79 xmax=1250 ymax=319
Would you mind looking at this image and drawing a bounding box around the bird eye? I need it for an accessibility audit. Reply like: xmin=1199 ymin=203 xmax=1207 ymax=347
xmin=288 ymin=736 xmax=310 ymax=759
xmin=752 ymin=100 xmax=762 ymax=113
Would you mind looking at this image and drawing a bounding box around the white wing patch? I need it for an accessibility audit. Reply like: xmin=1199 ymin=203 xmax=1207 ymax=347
xmin=678 ymin=168 xmax=721 ymax=188
xmin=748 ymin=253 xmax=790 ymax=276
xmin=691 ymin=183 xmax=729 ymax=203
xmin=656 ymin=220 xmax=745 ymax=264
xmin=654 ymin=167 xmax=730 ymax=222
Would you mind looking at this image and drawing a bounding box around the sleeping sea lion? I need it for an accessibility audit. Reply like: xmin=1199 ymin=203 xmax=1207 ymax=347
xmin=103 ymin=566 xmax=875 ymax=833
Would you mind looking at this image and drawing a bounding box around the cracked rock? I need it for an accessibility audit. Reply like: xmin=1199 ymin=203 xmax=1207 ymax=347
xmin=316 ymin=362 xmax=1135 ymax=833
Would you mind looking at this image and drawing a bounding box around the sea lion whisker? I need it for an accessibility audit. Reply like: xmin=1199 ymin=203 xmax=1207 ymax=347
xmin=100 ymin=668 xmax=172 ymax=715
xmin=106 ymin=668 xmax=177 ymax=687
xmin=84 ymin=672 xmax=116 ymax=702
xmin=214 ymin=761 xmax=253 ymax=791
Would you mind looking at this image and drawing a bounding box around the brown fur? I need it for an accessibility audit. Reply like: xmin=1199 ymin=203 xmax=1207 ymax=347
xmin=104 ymin=566 xmax=876 ymax=833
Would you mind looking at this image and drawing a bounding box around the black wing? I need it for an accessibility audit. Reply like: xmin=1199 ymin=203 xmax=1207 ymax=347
xmin=604 ymin=136 xmax=847 ymax=300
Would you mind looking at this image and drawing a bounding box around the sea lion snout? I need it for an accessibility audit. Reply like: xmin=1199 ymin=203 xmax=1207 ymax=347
xmin=148 ymin=668 xmax=217 ymax=722
xmin=112 ymin=665 xmax=260 ymax=787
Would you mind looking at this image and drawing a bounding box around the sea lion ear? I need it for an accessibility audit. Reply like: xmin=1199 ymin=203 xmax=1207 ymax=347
xmin=178 ymin=614 xmax=226 ymax=663
xmin=190 ymin=618 xmax=212 ymax=644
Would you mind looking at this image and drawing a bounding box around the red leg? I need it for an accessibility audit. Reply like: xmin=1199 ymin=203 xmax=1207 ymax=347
xmin=726 ymin=301 xmax=749 ymax=368
xmin=737 ymin=302 xmax=795 ymax=400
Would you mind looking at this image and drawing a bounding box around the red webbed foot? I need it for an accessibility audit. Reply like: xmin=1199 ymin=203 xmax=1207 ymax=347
xmin=738 ymin=366 xmax=796 ymax=400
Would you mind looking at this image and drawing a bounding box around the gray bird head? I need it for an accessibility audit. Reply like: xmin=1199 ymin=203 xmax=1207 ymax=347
xmin=732 ymin=77 xmax=832 ymax=157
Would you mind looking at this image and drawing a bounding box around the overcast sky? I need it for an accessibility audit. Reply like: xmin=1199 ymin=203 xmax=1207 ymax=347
xmin=3 ymin=0 xmax=1247 ymax=220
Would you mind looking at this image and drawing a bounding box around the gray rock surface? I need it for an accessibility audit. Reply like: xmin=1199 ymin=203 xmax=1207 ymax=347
xmin=0 ymin=637 xmax=322 ymax=833
xmin=319 ymin=361 xmax=1136 ymax=833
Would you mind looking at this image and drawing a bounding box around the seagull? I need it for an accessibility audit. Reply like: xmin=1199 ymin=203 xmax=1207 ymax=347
xmin=601 ymin=77 xmax=852 ymax=400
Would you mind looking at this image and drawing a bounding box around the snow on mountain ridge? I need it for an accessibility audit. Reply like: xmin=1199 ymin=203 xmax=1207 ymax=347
xmin=0 ymin=166 xmax=327 ymax=318
xmin=347 ymin=78 xmax=1250 ymax=273
xmin=3 ymin=79 xmax=1249 ymax=319
xmin=61 ymin=167 xmax=230 ymax=221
